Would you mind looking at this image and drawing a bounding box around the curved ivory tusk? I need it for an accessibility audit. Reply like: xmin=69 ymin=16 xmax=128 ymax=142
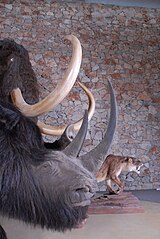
xmin=11 ymin=35 xmax=82 ymax=117
xmin=73 ymin=81 xmax=95 ymax=130
xmin=37 ymin=81 xmax=95 ymax=136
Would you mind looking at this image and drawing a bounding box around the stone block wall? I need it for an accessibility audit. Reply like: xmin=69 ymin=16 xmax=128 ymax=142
xmin=0 ymin=0 xmax=159 ymax=190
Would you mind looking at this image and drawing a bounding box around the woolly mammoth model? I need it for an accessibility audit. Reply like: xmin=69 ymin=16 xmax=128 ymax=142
xmin=0 ymin=35 xmax=117 ymax=239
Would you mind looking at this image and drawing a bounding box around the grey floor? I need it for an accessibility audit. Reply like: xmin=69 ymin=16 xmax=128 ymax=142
xmin=128 ymin=189 xmax=160 ymax=203
xmin=1 ymin=190 xmax=160 ymax=239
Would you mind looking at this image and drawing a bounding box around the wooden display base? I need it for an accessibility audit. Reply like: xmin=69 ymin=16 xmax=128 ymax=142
xmin=88 ymin=192 xmax=144 ymax=214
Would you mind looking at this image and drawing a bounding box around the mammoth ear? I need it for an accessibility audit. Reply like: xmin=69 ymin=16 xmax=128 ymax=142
xmin=0 ymin=103 xmax=21 ymax=130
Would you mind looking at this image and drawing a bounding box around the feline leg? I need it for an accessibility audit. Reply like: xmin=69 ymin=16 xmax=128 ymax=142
xmin=106 ymin=179 xmax=117 ymax=194
xmin=111 ymin=176 xmax=124 ymax=194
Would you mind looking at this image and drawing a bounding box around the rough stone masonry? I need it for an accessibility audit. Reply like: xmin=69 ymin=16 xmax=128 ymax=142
xmin=0 ymin=0 xmax=159 ymax=190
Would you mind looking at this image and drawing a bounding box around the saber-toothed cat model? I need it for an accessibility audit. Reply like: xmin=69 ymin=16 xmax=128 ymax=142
xmin=96 ymin=154 xmax=143 ymax=194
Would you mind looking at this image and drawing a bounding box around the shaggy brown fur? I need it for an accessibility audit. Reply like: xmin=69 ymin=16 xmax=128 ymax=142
xmin=96 ymin=154 xmax=143 ymax=194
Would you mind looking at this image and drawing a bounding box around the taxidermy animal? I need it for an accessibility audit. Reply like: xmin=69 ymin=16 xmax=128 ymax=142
xmin=96 ymin=154 xmax=143 ymax=194
xmin=0 ymin=35 xmax=117 ymax=239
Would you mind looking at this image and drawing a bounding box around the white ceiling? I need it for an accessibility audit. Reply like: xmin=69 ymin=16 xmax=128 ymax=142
xmin=85 ymin=0 xmax=160 ymax=8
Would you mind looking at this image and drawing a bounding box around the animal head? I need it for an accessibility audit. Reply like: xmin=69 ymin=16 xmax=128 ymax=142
xmin=124 ymin=157 xmax=143 ymax=174
xmin=0 ymin=36 xmax=117 ymax=232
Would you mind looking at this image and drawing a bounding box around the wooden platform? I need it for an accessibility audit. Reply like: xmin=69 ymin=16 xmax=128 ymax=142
xmin=88 ymin=192 xmax=144 ymax=214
